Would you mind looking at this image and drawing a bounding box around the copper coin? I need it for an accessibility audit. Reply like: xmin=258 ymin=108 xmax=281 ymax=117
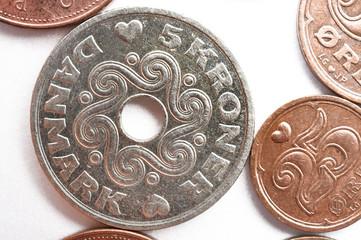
xmin=0 ymin=0 xmax=112 ymax=28
xmin=298 ymin=0 xmax=361 ymax=104
xmin=251 ymin=95 xmax=361 ymax=232
xmin=290 ymin=237 xmax=334 ymax=240
xmin=63 ymin=228 xmax=153 ymax=240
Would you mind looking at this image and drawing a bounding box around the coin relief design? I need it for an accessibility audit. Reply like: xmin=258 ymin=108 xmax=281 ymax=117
xmin=251 ymin=95 xmax=361 ymax=232
xmin=273 ymin=108 xmax=361 ymax=215
xmin=328 ymin=0 xmax=361 ymax=41
xmin=0 ymin=0 xmax=112 ymax=28
xmin=63 ymin=228 xmax=154 ymax=240
xmin=31 ymin=8 xmax=254 ymax=230
xmin=299 ymin=0 xmax=361 ymax=103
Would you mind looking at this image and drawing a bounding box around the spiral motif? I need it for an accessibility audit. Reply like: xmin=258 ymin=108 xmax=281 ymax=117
xmin=73 ymin=63 xmax=128 ymax=150
xmin=272 ymin=108 xmax=361 ymax=215
xmin=73 ymin=62 xmax=145 ymax=187
xmin=272 ymin=148 xmax=316 ymax=190
xmin=140 ymin=51 xmax=212 ymax=175
xmin=73 ymin=50 xmax=212 ymax=187
xmin=329 ymin=0 xmax=361 ymax=40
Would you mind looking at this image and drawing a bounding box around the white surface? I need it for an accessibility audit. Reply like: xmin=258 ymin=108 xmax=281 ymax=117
xmin=0 ymin=0 xmax=354 ymax=239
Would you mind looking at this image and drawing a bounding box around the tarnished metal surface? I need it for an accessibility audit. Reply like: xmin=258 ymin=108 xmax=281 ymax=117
xmin=251 ymin=95 xmax=361 ymax=232
xmin=0 ymin=0 xmax=112 ymax=28
xmin=31 ymin=7 xmax=254 ymax=230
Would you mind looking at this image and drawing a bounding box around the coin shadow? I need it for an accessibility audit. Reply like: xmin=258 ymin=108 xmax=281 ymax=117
xmin=243 ymin=160 xmax=305 ymax=237
xmin=12 ymin=18 xmax=105 ymax=226
xmin=295 ymin=45 xmax=337 ymax=97
xmin=28 ymin=153 xmax=106 ymax=228
xmin=21 ymin=126 xmax=105 ymax=229
xmin=0 ymin=21 xmax=72 ymax=39
xmin=284 ymin=235 xmax=332 ymax=240
xmin=245 ymin=162 xmax=336 ymax=240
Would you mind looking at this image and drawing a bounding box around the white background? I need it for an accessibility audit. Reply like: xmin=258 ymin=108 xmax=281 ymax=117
xmin=0 ymin=0 xmax=355 ymax=239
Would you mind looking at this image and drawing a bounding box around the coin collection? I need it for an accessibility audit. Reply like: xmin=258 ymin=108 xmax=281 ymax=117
xmin=2 ymin=0 xmax=361 ymax=239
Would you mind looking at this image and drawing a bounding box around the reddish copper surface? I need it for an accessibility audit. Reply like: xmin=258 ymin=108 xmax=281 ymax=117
xmin=0 ymin=0 xmax=112 ymax=28
xmin=299 ymin=0 xmax=361 ymax=104
xmin=63 ymin=228 xmax=154 ymax=240
xmin=251 ymin=95 xmax=361 ymax=232
xmin=290 ymin=237 xmax=334 ymax=240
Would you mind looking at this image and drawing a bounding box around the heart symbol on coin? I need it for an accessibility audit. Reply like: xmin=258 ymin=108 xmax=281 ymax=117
xmin=142 ymin=194 xmax=170 ymax=218
xmin=271 ymin=122 xmax=291 ymax=143
xmin=328 ymin=65 xmax=336 ymax=73
xmin=115 ymin=20 xmax=143 ymax=44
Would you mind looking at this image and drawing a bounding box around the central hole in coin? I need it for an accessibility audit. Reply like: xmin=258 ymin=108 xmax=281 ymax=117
xmin=120 ymin=95 xmax=166 ymax=142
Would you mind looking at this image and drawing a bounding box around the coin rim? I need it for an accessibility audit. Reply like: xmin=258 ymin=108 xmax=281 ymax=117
xmin=63 ymin=228 xmax=154 ymax=240
xmin=289 ymin=236 xmax=334 ymax=240
xmin=30 ymin=7 xmax=255 ymax=230
xmin=250 ymin=94 xmax=361 ymax=232
xmin=0 ymin=0 xmax=112 ymax=29
xmin=297 ymin=0 xmax=361 ymax=104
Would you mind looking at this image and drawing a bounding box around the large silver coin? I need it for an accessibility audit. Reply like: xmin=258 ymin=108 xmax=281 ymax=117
xmin=31 ymin=7 xmax=254 ymax=230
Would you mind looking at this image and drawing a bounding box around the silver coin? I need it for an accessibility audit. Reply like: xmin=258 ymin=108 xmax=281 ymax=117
xmin=31 ymin=7 xmax=254 ymax=230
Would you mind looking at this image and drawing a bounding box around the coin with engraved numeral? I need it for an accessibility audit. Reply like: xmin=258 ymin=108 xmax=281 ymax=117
xmin=0 ymin=0 xmax=112 ymax=28
xmin=298 ymin=0 xmax=361 ymax=104
xmin=31 ymin=7 xmax=254 ymax=230
xmin=251 ymin=95 xmax=361 ymax=232
xmin=63 ymin=228 xmax=153 ymax=240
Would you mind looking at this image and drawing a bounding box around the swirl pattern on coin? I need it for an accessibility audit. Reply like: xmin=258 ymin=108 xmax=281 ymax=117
xmin=251 ymin=95 xmax=361 ymax=232
xmin=299 ymin=0 xmax=361 ymax=103
xmin=31 ymin=8 xmax=254 ymax=230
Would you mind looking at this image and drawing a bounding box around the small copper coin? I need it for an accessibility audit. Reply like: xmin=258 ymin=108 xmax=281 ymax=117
xmin=251 ymin=95 xmax=361 ymax=232
xmin=63 ymin=229 xmax=153 ymax=240
xmin=298 ymin=0 xmax=361 ymax=104
xmin=0 ymin=0 xmax=112 ymax=28
xmin=290 ymin=237 xmax=334 ymax=240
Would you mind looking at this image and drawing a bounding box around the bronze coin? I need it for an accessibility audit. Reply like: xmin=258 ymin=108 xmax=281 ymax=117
xmin=0 ymin=0 xmax=112 ymax=28
xmin=290 ymin=236 xmax=334 ymax=240
xmin=63 ymin=228 xmax=153 ymax=240
xmin=298 ymin=0 xmax=361 ymax=104
xmin=251 ymin=95 xmax=361 ymax=232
